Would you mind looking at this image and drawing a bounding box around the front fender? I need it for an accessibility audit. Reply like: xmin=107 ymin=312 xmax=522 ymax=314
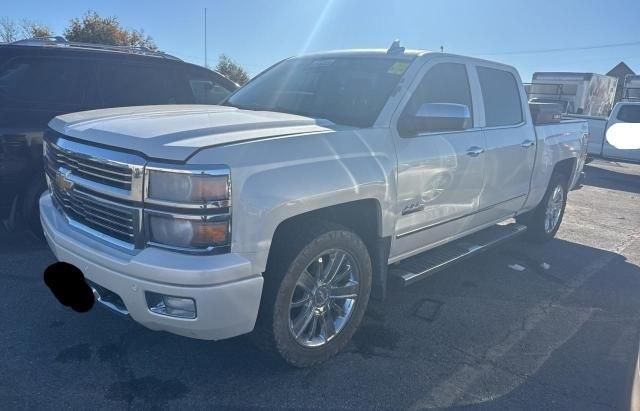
xmin=188 ymin=128 xmax=397 ymax=272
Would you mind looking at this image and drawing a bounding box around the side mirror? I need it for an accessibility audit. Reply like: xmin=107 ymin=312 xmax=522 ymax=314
xmin=400 ymin=103 xmax=472 ymax=135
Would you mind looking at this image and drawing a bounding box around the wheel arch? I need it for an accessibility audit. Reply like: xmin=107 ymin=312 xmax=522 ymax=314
xmin=266 ymin=199 xmax=391 ymax=300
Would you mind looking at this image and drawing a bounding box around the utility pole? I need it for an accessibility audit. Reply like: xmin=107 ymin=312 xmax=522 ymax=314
xmin=204 ymin=8 xmax=208 ymax=67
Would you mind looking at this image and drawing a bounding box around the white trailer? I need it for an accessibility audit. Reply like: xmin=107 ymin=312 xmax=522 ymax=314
xmin=528 ymin=72 xmax=618 ymax=118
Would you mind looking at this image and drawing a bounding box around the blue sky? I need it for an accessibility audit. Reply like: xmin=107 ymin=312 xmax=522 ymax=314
xmin=4 ymin=0 xmax=640 ymax=81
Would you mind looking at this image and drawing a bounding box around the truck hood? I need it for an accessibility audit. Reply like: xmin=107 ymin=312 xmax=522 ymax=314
xmin=49 ymin=105 xmax=337 ymax=162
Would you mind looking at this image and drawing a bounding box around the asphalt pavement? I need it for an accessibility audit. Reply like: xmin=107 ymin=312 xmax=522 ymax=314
xmin=1 ymin=159 xmax=639 ymax=410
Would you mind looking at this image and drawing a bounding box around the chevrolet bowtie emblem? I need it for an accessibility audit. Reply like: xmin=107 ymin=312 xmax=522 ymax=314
xmin=55 ymin=170 xmax=74 ymax=192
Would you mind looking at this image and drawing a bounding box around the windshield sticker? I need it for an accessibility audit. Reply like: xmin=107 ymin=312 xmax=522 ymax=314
xmin=388 ymin=62 xmax=409 ymax=75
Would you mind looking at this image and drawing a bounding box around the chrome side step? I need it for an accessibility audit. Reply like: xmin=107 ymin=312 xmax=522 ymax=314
xmin=390 ymin=223 xmax=527 ymax=286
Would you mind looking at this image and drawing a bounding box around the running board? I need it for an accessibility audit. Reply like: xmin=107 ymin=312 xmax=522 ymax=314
xmin=389 ymin=223 xmax=527 ymax=286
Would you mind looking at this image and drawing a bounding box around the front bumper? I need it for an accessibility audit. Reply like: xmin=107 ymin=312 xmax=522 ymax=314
xmin=40 ymin=193 xmax=263 ymax=341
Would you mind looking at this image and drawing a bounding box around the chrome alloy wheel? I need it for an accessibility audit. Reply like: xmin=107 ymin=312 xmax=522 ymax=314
xmin=544 ymin=184 xmax=564 ymax=233
xmin=288 ymin=249 xmax=360 ymax=347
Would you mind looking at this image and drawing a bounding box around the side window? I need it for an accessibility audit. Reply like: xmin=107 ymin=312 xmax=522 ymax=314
xmin=189 ymin=79 xmax=233 ymax=105
xmin=400 ymin=62 xmax=473 ymax=134
xmin=0 ymin=57 xmax=87 ymax=108
xmin=98 ymin=63 xmax=179 ymax=108
xmin=477 ymin=66 xmax=523 ymax=127
xmin=179 ymin=67 xmax=235 ymax=105
xmin=617 ymin=105 xmax=640 ymax=123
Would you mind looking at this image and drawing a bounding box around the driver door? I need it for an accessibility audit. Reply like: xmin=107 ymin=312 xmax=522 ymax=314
xmin=390 ymin=61 xmax=487 ymax=260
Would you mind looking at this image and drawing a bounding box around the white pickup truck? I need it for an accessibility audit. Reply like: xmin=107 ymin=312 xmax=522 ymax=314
xmin=41 ymin=45 xmax=588 ymax=367
xmin=571 ymin=102 xmax=640 ymax=163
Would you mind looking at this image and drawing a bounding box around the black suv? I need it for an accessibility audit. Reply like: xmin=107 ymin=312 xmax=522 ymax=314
xmin=0 ymin=37 xmax=238 ymax=235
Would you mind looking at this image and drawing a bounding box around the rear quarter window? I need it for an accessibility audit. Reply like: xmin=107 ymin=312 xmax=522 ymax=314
xmin=477 ymin=66 xmax=524 ymax=127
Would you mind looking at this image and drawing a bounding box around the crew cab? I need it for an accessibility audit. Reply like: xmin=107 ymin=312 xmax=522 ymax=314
xmin=41 ymin=44 xmax=588 ymax=367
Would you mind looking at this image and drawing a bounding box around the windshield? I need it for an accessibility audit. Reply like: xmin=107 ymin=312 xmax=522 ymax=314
xmin=226 ymin=57 xmax=410 ymax=127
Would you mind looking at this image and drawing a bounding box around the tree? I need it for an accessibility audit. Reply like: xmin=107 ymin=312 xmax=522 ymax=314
xmin=19 ymin=19 xmax=53 ymax=39
xmin=215 ymin=54 xmax=250 ymax=85
xmin=0 ymin=17 xmax=52 ymax=42
xmin=0 ymin=17 xmax=19 ymax=43
xmin=64 ymin=10 xmax=156 ymax=49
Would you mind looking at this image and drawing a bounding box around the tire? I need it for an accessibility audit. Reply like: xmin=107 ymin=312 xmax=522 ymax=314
xmin=253 ymin=221 xmax=372 ymax=367
xmin=518 ymin=172 xmax=568 ymax=243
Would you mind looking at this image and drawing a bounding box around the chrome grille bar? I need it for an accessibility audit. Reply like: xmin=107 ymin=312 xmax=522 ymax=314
xmin=47 ymin=142 xmax=133 ymax=190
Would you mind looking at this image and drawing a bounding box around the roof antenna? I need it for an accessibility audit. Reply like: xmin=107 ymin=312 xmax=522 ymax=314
xmin=387 ymin=39 xmax=405 ymax=55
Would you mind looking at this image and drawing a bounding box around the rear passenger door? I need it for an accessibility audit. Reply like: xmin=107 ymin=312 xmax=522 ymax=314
xmin=474 ymin=65 xmax=535 ymax=224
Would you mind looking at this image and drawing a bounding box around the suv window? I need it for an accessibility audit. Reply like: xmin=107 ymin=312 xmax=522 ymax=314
xmin=617 ymin=105 xmax=640 ymax=123
xmin=477 ymin=66 xmax=523 ymax=127
xmin=178 ymin=67 xmax=235 ymax=105
xmin=0 ymin=56 xmax=87 ymax=108
xmin=401 ymin=62 xmax=473 ymax=132
xmin=98 ymin=63 xmax=179 ymax=107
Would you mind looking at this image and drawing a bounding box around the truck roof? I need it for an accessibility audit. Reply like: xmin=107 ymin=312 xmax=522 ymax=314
xmin=294 ymin=48 xmax=518 ymax=71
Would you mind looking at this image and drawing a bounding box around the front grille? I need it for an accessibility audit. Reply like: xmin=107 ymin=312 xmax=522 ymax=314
xmin=50 ymin=185 xmax=137 ymax=244
xmin=46 ymin=142 xmax=133 ymax=190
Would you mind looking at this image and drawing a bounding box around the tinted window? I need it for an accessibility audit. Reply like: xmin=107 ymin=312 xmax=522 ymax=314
xmin=477 ymin=66 xmax=523 ymax=127
xmin=617 ymin=105 xmax=640 ymax=123
xmin=226 ymin=57 xmax=408 ymax=127
xmin=402 ymin=62 xmax=473 ymax=124
xmin=98 ymin=63 xmax=179 ymax=107
xmin=0 ymin=57 xmax=87 ymax=108
xmin=178 ymin=67 xmax=235 ymax=105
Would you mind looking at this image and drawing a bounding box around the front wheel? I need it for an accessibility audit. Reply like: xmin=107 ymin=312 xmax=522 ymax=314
xmin=518 ymin=172 xmax=568 ymax=243
xmin=253 ymin=222 xmax=372 ymax=367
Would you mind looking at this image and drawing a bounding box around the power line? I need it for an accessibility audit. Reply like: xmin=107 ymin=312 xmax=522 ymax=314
xmin=478 ymin=40 xmax=640 ymax=56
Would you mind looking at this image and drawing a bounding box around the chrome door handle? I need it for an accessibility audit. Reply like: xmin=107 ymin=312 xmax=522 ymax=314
xmin=521 ymin=139 xmax=535 ymax=148
xmin=466 ymin=146 xmax=485 ymax=157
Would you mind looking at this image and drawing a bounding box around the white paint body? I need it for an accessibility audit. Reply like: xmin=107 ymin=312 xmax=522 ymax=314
xmin=573 ymin=102 xmax=640 ymax=162
xmin=41 ymin=50 xmax=588 ymax=340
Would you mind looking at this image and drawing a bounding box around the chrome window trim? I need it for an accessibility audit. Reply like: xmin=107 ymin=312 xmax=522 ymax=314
xmin=481 ymin=121 xmax=527 ymax=131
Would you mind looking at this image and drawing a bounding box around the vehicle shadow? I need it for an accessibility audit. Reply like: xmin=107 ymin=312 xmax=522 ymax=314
xmin=56 ymin=237 xmax=640 ymax=409
xmin=583 ymin=162 xmax=640 ymax=194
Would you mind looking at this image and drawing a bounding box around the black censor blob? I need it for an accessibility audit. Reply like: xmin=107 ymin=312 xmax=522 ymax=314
xmin=44 ymin=262 xmax=95 ymax=313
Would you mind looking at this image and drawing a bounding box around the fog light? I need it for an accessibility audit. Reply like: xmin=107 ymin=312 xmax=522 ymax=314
xmin=145 ymin=292 xmax=196 ymax=319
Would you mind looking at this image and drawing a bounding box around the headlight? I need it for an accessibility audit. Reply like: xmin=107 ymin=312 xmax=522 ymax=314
xmin=148 ymin=214 xmax=229 ymax=249
xmin=147 ymin=170 xmax=229 ymax=204
xmin=144 ymin=166 xmax=231 ymax=253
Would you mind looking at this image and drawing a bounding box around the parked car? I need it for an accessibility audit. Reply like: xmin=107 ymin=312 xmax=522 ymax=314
xmin=0 ymin=37 xmax=238 ymax=235
xmin=568 ymin=102 xmax=640 ymax=163
xmin=41 ymin=43 xmax=588 ymax=367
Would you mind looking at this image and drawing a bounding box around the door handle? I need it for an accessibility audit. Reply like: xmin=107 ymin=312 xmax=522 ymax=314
xmin=466 ymin=146 xmax=485 ymax=157
xmin=521 ymin=139 xmax=535 ymax=148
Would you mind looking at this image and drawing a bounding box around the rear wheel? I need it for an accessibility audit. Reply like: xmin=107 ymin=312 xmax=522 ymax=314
xmin=253 ymin=221 xmax=372 ymax=367
xmin=518 ymin=172 xmax=568 ymax=243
